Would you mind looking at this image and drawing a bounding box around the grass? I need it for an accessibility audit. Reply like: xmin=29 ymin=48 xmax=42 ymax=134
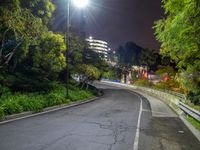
xmin=0 ymin=82 xmax=94 ymax=120
xmin=185 ymin=115 xmax=200 ymax=131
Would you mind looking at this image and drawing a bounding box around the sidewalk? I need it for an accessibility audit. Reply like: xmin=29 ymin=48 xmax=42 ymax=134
xmin=133 ymin=90 xmax=177 ymax=118
xmin=100 ymin=81 xmax=200 ymax=142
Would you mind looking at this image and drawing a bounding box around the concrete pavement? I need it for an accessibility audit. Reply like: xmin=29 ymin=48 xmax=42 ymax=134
xmin=0 ymin=82 xmax=199 ymax=150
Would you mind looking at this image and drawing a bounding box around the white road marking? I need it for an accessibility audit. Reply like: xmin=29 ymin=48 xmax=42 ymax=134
xmin=132 ymin=93 xmax=143 ymax=150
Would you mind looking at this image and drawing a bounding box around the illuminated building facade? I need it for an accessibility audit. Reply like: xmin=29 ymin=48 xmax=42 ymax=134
xmin=86 ymin=37 xmax=110 ymax=60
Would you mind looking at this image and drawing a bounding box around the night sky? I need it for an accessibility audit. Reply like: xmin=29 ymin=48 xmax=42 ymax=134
xmin=84 ymin=0 xmax=164 ymax=51
xmin=53 ymin=0 xmax=164 ymax=51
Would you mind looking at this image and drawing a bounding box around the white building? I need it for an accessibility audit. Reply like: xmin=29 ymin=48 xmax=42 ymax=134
xmin=86 ymin=36 xmax=110 ymax=60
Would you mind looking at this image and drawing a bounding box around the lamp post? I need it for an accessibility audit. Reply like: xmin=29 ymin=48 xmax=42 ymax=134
xmin=65 ymin=0 xmax=89 ymax=98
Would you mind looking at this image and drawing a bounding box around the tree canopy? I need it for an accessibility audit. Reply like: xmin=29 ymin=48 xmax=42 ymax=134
xmin=115 ymin=42 xmax=160 ymax=70
xmin=0 ymin=1 xmax=44 ymax=69
xmin=115 ymin=42 xmax=141 ymax=66
xmin=154 ymin=0 xmax=200 ymax=98
xmin=0 ymin=0 xmax=108 ymax=92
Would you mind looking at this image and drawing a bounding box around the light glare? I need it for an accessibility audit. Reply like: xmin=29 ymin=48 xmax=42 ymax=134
xmin=72 ymin=0 xmax=89 ymax=8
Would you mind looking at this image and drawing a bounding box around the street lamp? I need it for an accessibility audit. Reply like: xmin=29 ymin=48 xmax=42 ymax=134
xmin=72 ymin=0 xmax=89 ymax=8
xmin=66 ymin=0 xmax=89 ymax=97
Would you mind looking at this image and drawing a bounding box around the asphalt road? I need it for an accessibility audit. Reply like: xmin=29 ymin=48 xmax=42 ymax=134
xmin=0 ymin=83 xmax=199 ymax=150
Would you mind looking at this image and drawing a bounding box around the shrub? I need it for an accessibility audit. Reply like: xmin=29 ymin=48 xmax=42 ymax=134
xmin=69 ymin=89 xmax=93 ymax=102
xmin=0 ymin=84 xmax=11 ymax=98
xmin=154 ymin=79 xmax=185 ymax=93
xmin=16 ymin=95 xmax=45 ymax=112
xmin=187 ymin=91 xmax=200 ymax=105
xmin=2 ymin=99 xmax=23 ymax=115
xmin=155 ymin=65 xmax=176 ymax=77
xmin=0 ymin=106 xmax=4 ymax=120
xmin=12 ymin=77 xmax=53 ymax=92
xmin=45 ymin=92 xmax=67 ymax=107
xmin=16 ymin=95 xmax=32 ymax=111
xmin=0 ymin=82 xmax=94 ymax=116
xmin=28 ymin=98 xmax=44 ymax=112
xmin=154 ymin=81 xmax=169 ymax=89
xmin=134 ymin=78 xmax=152 ymax=87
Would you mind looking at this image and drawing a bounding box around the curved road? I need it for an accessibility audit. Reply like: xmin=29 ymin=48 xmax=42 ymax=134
xmin=0 ymin=82 xmax=199 ymax=150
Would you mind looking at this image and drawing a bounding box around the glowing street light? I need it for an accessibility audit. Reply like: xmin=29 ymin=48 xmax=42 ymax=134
xmin=72 ymin=0 xmax=89 ymax=8
xmin=65 ymin=0 xmax=89 ymax=97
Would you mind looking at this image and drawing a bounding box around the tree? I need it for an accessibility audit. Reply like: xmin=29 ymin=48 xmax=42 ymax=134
xmin=116 ymin=42 xmax=142 ymax=66
xmin=154 ymin=0 xmax=200 ymax=102
xmin=0 ymin=0 xmax=64 ymax=91
xmin=139 ymin=49 xmax=158 ymax=69
xmin=20 ymin=0 xmax=55 ymax=26
xmin=124 ymin=42 xmax=141 ymax=65
xmin=76 ymin=64 xmax=100 ymax=89
xmin=32 ymin=31 xmax=66 ymax=77
xmin=0 ymin=1 xmax=44 ymax=69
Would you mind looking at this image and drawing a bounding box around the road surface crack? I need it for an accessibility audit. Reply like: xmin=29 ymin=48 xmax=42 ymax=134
xmin=86 ymin=121 xmax=132 ymax=150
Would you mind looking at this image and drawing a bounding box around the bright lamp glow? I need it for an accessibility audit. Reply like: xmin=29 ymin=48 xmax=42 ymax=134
xmin=72 ymin=0 xmax=89 ymax=8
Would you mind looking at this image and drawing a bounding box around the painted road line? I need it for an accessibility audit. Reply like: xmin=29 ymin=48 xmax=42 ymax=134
xmin=132 ymin=92 xmax=143 ymax=150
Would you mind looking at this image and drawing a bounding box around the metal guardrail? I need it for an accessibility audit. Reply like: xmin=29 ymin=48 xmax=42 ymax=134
xmin=102 ymin=80 xmax=200 ymax=122
xmin=179 ymin=101 xmax=200 ymax=122
xmin=135 ymin=86 xmax=200 ymax=122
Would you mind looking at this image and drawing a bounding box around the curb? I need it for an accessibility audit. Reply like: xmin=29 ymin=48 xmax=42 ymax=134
xmin=180 ymin=114 xmax=200 ymax=141
xmin=0 ymin=96 xmax=99 ymax=125
xmin=134 ymin=89 xmax=200 ymax=141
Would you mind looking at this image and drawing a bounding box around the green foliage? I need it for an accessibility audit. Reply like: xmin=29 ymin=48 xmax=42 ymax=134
xmin=155 ymin=65 xmax=176 ymax=77
xmin=139 ymin=49 xmax=158 ymax=67
xmin=154 ymin=79 xmax=184 ymax=93
xmin=69 ymin=89 xmax=93 ymax=102
xmin=154 ymin=81 xmax=169 ymax=90
xmin=0 ymin=0 xmax=100 ymax=119
xmin=154 ymin=0 xmax=200 ymax=99
xmin=77 ymin=64 xmax=101 ymax=82
xmin=20 ymin=0 xmax=55 ymax=25
xmin=45 ymin=84 xmax=69 ymax=106
xmin=186 ymin=115 xmax=200 ymax=131
xmin=0 ymin=1 xmax=45 ymax=69
xmin=82 ymin=48 xmax=109 ymax=75
xmin=17 ymin=95 xmax=40 ymax=112
xmin=187 ymin=90 xmax=200 ymax=105
xmin=103 ymin=67 xmax=122 ymax=80
xmin=0 ymin=71 xmax=55 ymax=92
xmin=46 ymin=93 xmax=67 ymax=106
xmin=33 ymin=31 xmax=66 ymax=75
xmin=0 ymin=84 xmax=11 ymax=97
xmin=0 ymin=7 xmax=44 ymax=41
xmin=0 ymin=106 xmax=4 ymax=119
xmin=0 ymin=82 xmax=94 ymax=118
xmin=2 ymin=99 xmax=23 ymax=115
xmin=103 ymin=71 xmax=116 ymax=80
xmin=134 ymin=78 xmax=152 ymax=87
xmin=184 ymin=99 xmax=200 ymax=112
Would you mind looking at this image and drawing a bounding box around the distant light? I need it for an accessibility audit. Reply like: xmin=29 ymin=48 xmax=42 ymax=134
xmin=89 ymin=36 xmax=93 ymax=39
xmin=72 ymin=0 xmax=89 ymax=8
xmin=108 ymin=48 xmax=111 ymax=51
